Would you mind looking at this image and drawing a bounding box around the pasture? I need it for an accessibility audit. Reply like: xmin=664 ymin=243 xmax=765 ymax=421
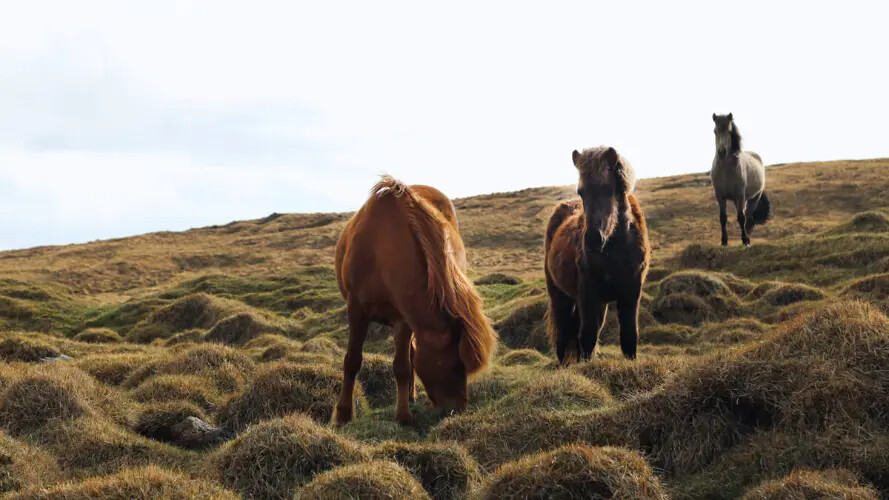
xmin=1 ymin=157 xmax=888 ymax=498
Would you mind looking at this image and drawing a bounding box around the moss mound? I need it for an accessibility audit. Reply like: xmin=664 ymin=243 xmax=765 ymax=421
xmin=75 ymin=353 xmax=154 ymax=386
xmin=205 ymin=312 xmax=281 ymax=346
xmin=133 ymin=401 xmax=208 ymax=444
xmin=295 ymin=460 xmax=430 ymax=500
xmin=498 ymin=348 xmax=549 ymax=366
xmin=0 ymin=336 xmax=60 ymax=362
xmin=0 ymin=365 xmax=127 ymax=436
xmin=130 ymin=375 xmax=220 ymax=412
xmin=759 ymin=283 xmax=826 ymax=306
xmin=475 ymin=273 xmax=522 ymax=285
xmin=357 ymin=353 xmax=394 ymax=407
xmin=219 ymin=361 xmax=367 ymax=431
xmin=210 ymin=414 xmax=368 ymax=499
xmin=0 ymin=432 xmax=61 ymax=494
xmin=373 ymin=441 xmax=481 ymax=500
xmin=741 ymin=469 xmax=878 ymax=499
xmin=479 ymin=445 xmax=666 ymax=499
xmin=299 ymin=337 xmax=343 ymax=357
xmin=9 ymin=465 xmax=238 ymax=499
xmin=493 ymin=296 xmax=548 ymax=351
xmin=127 ymin=293 xmax=244 ymax=343
xmin=73 ymin=328 xmax=122 ymax=344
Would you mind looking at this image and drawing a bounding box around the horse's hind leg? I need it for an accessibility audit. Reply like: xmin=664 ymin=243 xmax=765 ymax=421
xmin=717 ymin=197 xmax=729 ymax=246
xmin=745 ymin=193 xmax=762 ymax=234
xmin=334 ymin=304 xmax=369 ymax=426
xmin=736 ymin=198 xmax=750 ymax=246
xmin=392 ymin=320 xmax=415 ymax=425
xmin=546 ymin=280 xmax=579 ymax=365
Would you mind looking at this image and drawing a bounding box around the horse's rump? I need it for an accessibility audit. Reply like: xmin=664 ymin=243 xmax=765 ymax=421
xmin=369 ymin=176 xmax=496 ymax=375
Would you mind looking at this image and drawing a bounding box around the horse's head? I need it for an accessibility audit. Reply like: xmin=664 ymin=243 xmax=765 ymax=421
xmin=712 ymin=113 xmax=739 ymax=158
xmin=414 ymin=331 xmax=468 ymax=415
xmin=572 ymin=146 xmax=634 ymax=252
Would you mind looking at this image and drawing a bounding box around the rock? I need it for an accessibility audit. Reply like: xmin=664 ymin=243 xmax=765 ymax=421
xmin=40 ymin=354 xmax=73 ymax=363
xmin=171 ymin=416 xmax=227 ymax=449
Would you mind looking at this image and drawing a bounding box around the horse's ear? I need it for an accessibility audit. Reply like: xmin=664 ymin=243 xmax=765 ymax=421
xmin=603 ymin=147 xmax=619 ymax=169
xmin=712 ymin=113 xmax=717 ymax=122
xmin=572 ymin=150 xmax=581 ymax=168
xmin=727 ymin=112 xmax=733 ymax=121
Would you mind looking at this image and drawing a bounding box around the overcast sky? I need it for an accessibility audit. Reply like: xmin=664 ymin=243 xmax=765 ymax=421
xmin=1 ymin=1 xmax=886 ymax=250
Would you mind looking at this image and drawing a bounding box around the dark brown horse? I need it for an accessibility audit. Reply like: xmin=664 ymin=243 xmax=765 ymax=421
xmin=544 ymin=147 xmax=651 ymax=363
xmin=334 ymin=176 xmax=497 ymax=425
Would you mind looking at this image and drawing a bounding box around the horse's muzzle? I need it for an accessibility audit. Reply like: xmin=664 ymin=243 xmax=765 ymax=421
xmin=717 ymin=147 xmax=727 ymax=158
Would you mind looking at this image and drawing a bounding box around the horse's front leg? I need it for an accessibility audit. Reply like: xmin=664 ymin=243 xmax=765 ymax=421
xmin=577 ymin=279 xmax=606 ymax=361
xmin=616 ymin=286 xmax=642 ymax=360
xmin=334 ymin=304 xmax=368 ymax=426
xmin=736 ymin=199 xmax=750 ymax=246
xmin=717 ymin=197 xmax=728 ymax=246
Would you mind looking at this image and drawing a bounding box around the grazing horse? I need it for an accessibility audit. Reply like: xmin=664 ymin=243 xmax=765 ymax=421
xmin=711 ymin=113 xmax=771 ymax=246
xmin=334 ymin=176 xmax=497 ymax=425
xmin=544 ymin=147 xmax=651 ymax=363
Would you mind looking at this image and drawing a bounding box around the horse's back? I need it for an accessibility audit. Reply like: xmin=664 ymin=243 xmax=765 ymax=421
xmin=336 ymin=183 xmax=463 ymax=322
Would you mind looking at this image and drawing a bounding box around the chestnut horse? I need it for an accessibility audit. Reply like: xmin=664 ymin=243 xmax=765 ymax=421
xmin=545 ymin=147 xmax=651 ymax=363
xmin=334 ymin=176 xmax=497 ymax=425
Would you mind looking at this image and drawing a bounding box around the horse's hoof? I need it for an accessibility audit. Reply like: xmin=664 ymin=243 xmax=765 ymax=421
xmin=395 ymin=413 xmax=415 ymax=426
xmin=332 ymin=406 xmax=353 ymax=427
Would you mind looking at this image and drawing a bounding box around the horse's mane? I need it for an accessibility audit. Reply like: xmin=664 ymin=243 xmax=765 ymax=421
xmin=730 ymin=123 xmax=742 ymax=154
xmin=371 ymin=176 xmax=496 ymax=375
xmin=575 ymin=147 xmax=637 ymax=194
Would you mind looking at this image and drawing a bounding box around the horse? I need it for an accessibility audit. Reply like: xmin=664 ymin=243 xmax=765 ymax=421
xmin=544 ymin=146 xmax=651 ymax=364
xmin=711 ymin=113 xmax=771 ymax=246
xmin=333 ymin=176 xmax=497 ymax=425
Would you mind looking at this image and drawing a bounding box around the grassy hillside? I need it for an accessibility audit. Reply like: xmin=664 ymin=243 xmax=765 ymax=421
xmin=0 ymin=158 xmax=888 ymax=498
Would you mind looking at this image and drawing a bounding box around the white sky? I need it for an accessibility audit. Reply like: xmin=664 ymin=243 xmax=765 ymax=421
xmin=1 ymin=1 xmax=887 ymax=250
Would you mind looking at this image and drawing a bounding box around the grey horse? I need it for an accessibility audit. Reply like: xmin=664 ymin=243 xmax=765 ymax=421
xmin=711 ymin=113 xmax=771 ymax=246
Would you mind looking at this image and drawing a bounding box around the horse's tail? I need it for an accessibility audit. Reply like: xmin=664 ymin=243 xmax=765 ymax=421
xmin=371 ymin=175 xmax=496 ymax=376
xmin=750 ymin=191 xmax=772 ymax=227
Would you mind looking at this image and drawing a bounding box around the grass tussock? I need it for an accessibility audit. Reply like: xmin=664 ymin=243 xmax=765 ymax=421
xmin=130 ymin=375 xmax=221 ymax=412
xmin=0 ymin=335 xmax=61 ymax=362
xmin=0 ymin=364 xmax=129 ymax=436
xmin=0 ymin=432 xmax=62 ymax=494
xmin=475 ymin=273 xmax=522 ymax=286
xmin=123 ymin=344 xmax=255 ymax=394
xmin=72 ymin=328 xmax=122 ymax=344
xmin=209 ymin=414 xmax=369 ymax=499
xmin=205 ymin=312 xmax=282 ymax=346
xmin=478 ymin=445 xmax=667 ymax=499
xmin=127 ymin=293 xmax=247 ymax=343
xmin=373 ymin=441 xmax=481 ymax=500
xmin=491 ymin=296 xmax=548 ymax=351
xmin=133 ymin=401 xmax=208 ymax=444
xmin=571 ymin=357 xmax=675 ymax=399
xmin=295 ymin=460 xmax=430 ymax=500
xmin=75 ymin=353 xmax=155 ymax=386
xmin=8 ymin=465 xmax=238 ymax=499
xmin=356 ymin=353 xmax=394 ymax=407
xmin=497 ymin=348 xmax=549 ymax=366
xmin=164 ymin=329 xmax=206 ymax=346
xmin=218 ymin=361 xmax=367 ymax=432
xmin=741 ymin=468 xmax=879 ymax=500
